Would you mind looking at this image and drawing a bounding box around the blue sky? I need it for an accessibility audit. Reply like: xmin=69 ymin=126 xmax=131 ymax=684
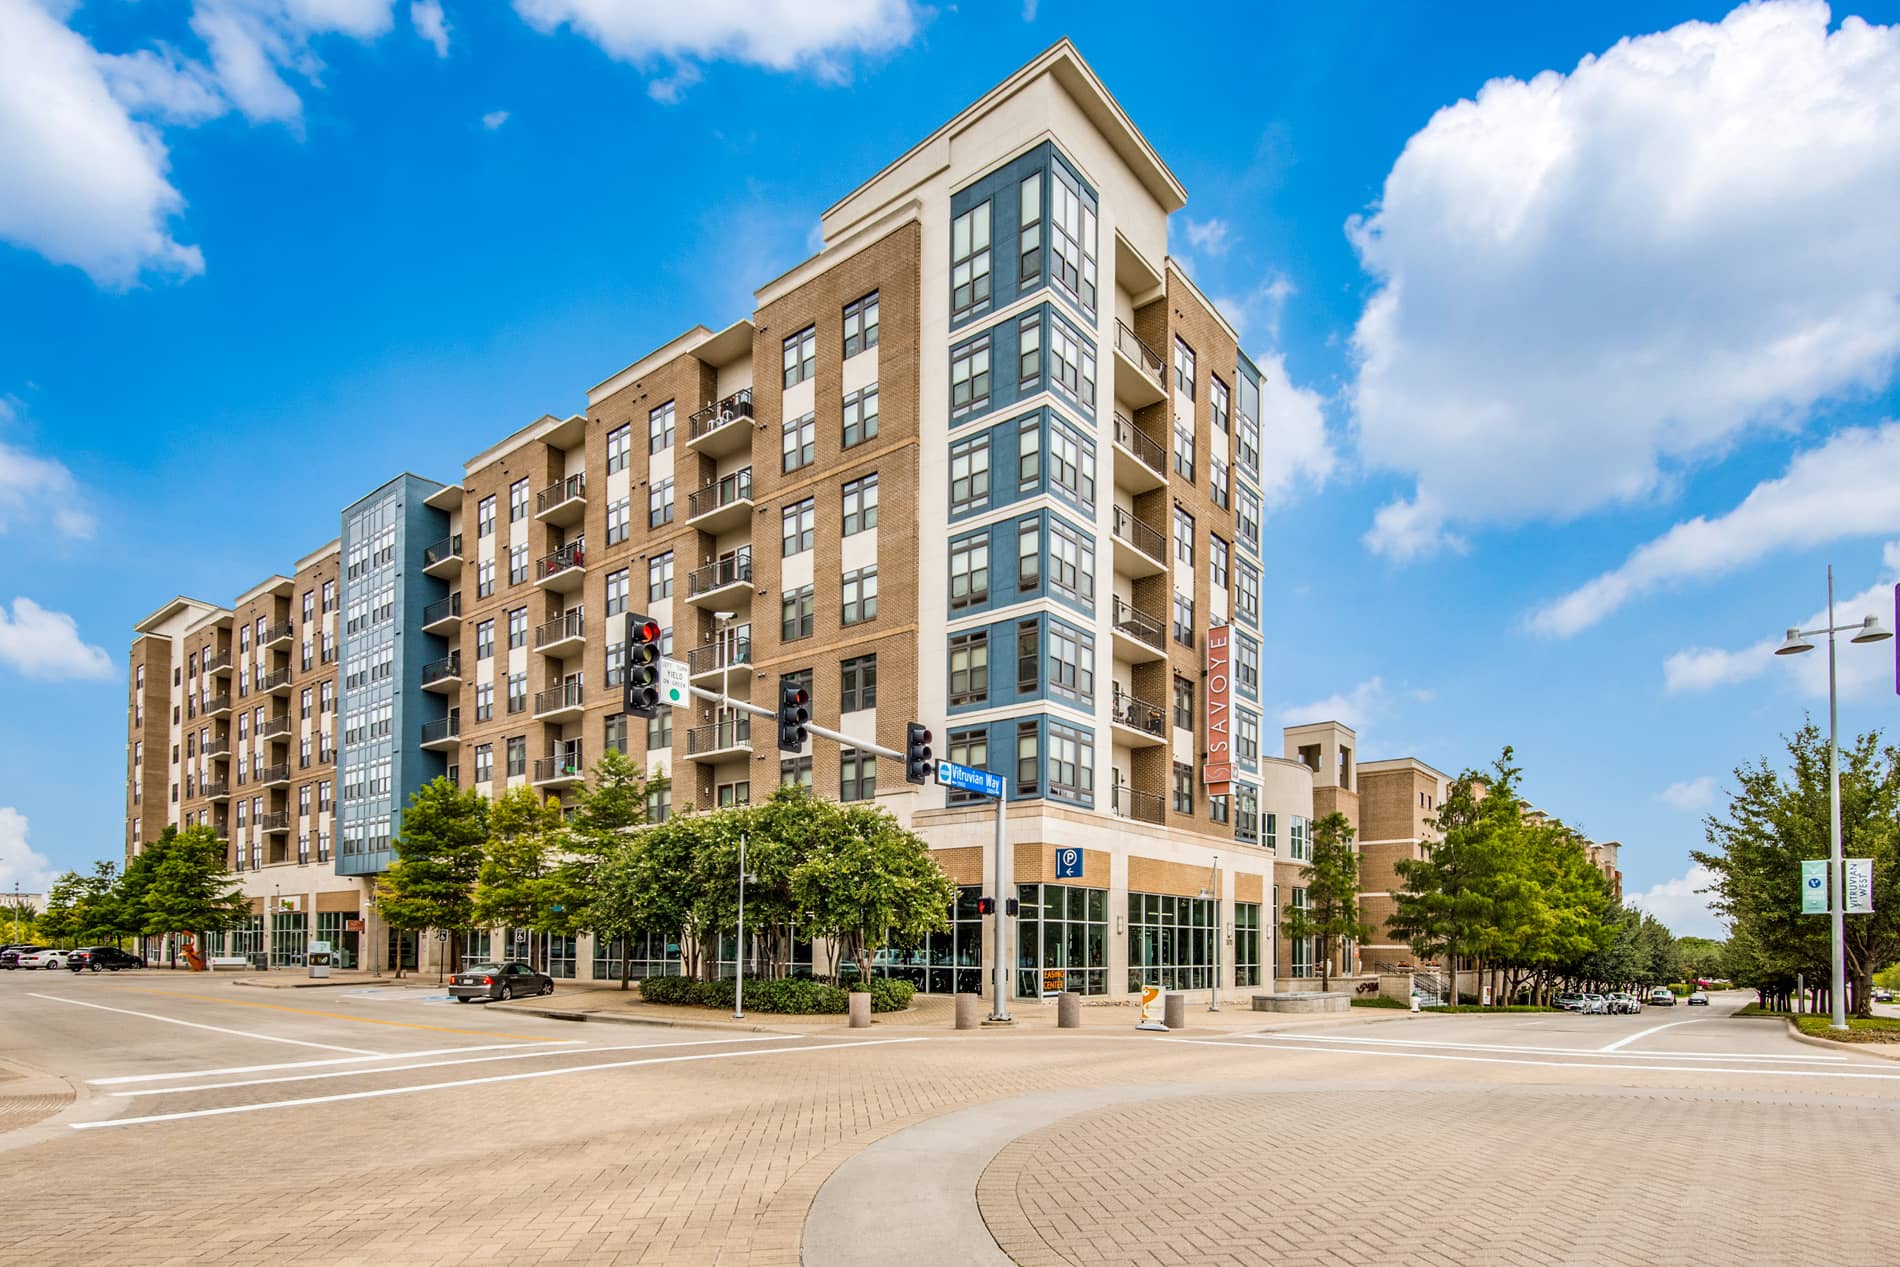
xmin=3 ymin=0 xmax=1898 ymax=936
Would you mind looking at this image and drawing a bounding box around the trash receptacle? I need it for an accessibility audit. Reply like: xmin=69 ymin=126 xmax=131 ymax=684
xmin=307 ymin=939 xmax=333 ymax=980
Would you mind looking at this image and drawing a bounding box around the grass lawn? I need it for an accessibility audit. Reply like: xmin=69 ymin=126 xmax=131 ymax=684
xmin=1734 ymin=1002 xmax=1900 ymax=1043
xmin=1350 ymin=998 xmax=1562 ymax=1013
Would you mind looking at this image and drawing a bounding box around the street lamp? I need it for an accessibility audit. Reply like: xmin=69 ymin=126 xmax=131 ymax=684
xmin=734 ymin=831 xmax=754 ymax=1020
xmin=1200 ymin=854 xmax=1220 ymax=1012
xmin=1773 ymin=565 xmax=1892 ymax=1031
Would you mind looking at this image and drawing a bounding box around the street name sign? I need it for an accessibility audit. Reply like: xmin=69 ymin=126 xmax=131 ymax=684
xmin=936 ymin=759 xmax=1004 ymax=798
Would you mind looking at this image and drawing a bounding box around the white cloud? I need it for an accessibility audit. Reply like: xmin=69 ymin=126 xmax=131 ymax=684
xmin=1350 ymin=2 xmax=1900 ymax=561
xmin=481 ymin=109 xmax=510 ymax=130
xmin=189 ymin=0 xmax=399 ymax=126
xmin=1664 ymin=541 xmax=1900 ymax=696
xmin=0 ymin=808 xmax=57 ymax=896
xmin=512 ymin=0 xmax=920 ymax=98
xmin=1627 ymin=863 xmax=1727 ymax=939
xmin=1532 ymin=423 xmax=1900 ymax=636
xmin=1280 ymin=676 xmax=1387 ymax=733
xmin=1182 ymin=217 xmax=1231 ymax=257
xmin=1658 ymin=776 xmax=1718 ymax=812
xmin=410 ymin=0 xmax=449 ymax=56
xmin=1254 ymin=350 xmax=1336 ymax=509
xmin=0 ymin=407 xmax=95 ymax=539
xmin=0 ymin=598 xmax=114 ymax=681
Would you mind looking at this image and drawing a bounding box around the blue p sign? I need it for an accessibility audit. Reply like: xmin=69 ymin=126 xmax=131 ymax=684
xmin=1056 ymin=847 xmax=1083 ymax=879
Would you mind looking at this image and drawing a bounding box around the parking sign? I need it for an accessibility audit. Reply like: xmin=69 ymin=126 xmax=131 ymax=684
xmin=1055 ymin=847 xmax=1083 ymax=879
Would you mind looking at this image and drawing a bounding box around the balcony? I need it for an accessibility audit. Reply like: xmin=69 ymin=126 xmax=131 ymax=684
xmin=1112 ymin=784 xmax=1166 ymax=826
xmin=203 ymin=734 xmax=231 ymax=759
xmin=687 ymin=552 xmax=753 ymax=607
xmin=1112 ymin=319 xmax=1167 ymax=409
xmin=261 ymin=620 xmax=295 ymax=649
xmin=421 ymin=652 xmax=462 ymax=692
xmin=686 ymin=467 xmax=754 ymax=534
xmin=204 ymin=780 xmax=231 ymax=801
xmin=421 ymin=592 xmax=462 ymax=635
xmin=1109 ymin=689 xmax=1167 ymax=748
xmin=204 ymin=693 xmax=232 ymax=718
xmin=687 ymin=388 xmax=756 ymax=457
xmin=1110 ymin=506 xmax=1166 ymax=578
xmin=202 ymin=649 xmax=232 ymax=676
xmin=1111 ymin=412 xmax=1166 ymax=493
xmin=687 ymin=637 xmax=751 ymax=683
xmin=260 ymin=762 xmax=291 ymax=787
xmin=533 ymin=745 xmax=587 ymax=788
xmin=259 ymin=667 xmax=293 ymax=697
xmin=420 ymin=713 xmax=461 ymax=751
xmin=423 ymin=532 xmax=464 ymax=577
xmin=686 ymin=715 xmax=751 ymax=759
xmin=533 ymin=680 xmax=587 ymax=723
xmin=259 ymin=811 xmax=291 ymax=833
xmin=535 ymin=540 xmax=586 ymax=593
xmin=1109 ymin=597 xmax=1167 ymax=664
xmin=534 ymin=609 xmax=587 ymax=659
xmin=535 ymin=474 xmax=587 ymax=527
xmin=258 ymin=715 xmax=293 ymax=742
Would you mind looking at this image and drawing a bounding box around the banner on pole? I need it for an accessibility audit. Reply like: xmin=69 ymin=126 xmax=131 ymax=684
xmin=1800 ymin=860 xmax=1828 ymax=914
xmin=1846 ymin=858 xmax=1874 ymax=914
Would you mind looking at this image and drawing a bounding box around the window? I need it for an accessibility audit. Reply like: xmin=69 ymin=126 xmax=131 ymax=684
xmin=1019 ymin=172 xmax=1042 ymax=284
xmin=841 ymin=567 xmax=878 ymax=625
xmin=1015 ymin=721 xmax=1040 ymax=797
xmin=507 ymin=607 xmax=527 ymax=649
xmin=844 ymin=292 xmax=879 ymax=357
xmin=509 ymin=478 xmax=530 ymax=522
xmin=1238 ymin=487 xmax=1260 ymax=550
xmin=508 ymin=671 xmax=527 ymax=715
xmin=506 ymin=736 xmax=527 ymax=778
xmin=1240 ymin=410 xmax=1261 ymax=476
xmin=1172 ymin=593 xmax=1195 ymax=646
xmin=781 ymin=411 xmax=816 ymax=473
xmin=717 ymin=781 xmax=750 ymax=809
xmin=782 ymin=325 xmax=816 ymax=388
xmin=649 ymin=401 xmax=675 ymax=452
xmin=1173 ymin=507 xmax=1195 ymax=565
xmin=476 ymin=619 xmax=495 ymax=660
xmin=1018 ymin=313 xmax=1041 ymax=391
xmin=1235 ymin=784 xmax=1259 ymax=845
xmin=1237 ymin=711 xmax=1259 ymax=763
xmin=1173 ymin=417 xmax=1195 ymax=478
xmin=781 ymin=498 xmax=815 ymax=556
xmin=951 ymin=335 xmax=991 ymax=418
xmin=1017 ymin=520 xmax=1040 ymax=592
xmin=1048 ymin=420 xmax=1094 ymax=510
xmin=840 ymin=749 xmax=876 ymax=802
xmin=1047 ymin=520 xmax=1092 ymax=603
xmin=646 ymin=710 xmax=671 ymax=752
xmin=322 ymin=579 xmax=336 ymax=612
xmin=780 ymin=755 xmax=812 ymax=789
xmin=950 ymin=433 xmax=990 ymax=514
xmin=840 ymin=655 xmax=877 ymax=711
xmin=1172 ymin=675 xmax=1195 ymax=731
xmin=606 ymin=568 xmax=629 ymax=616
xmin=648 ymin=553 xmax=673 ymax=601
xmin=646 ymin=481 xmax=673 ymax=529
xmin=949 ymin=535 xmax=989 ymax=609
xmin=477 ymin=559 xmax=495 ymax=598
xmin=1235 ymin=901 xmax=1261 ymax=987
xmin=1050 ymin=163 xmax=1097 ymax=310
xmin=646 ymin=787 xmax=670 ymax=824
xmin=606 ymin=424 xmax=631 ymax=474
xmin=1236 ymin=560 xmax=1261 ymax=626
xmin=1210 ymin=534 xmax=1230 ymax=590
xmin=475 ymin=682 xmax=494 ymax=722
xmin=474 ymin=743 xmax=493 ymax=784
xmin=1127 ymin=890 xmax=1215 ymax=993
xmin=1047 ymin=722 xmax=1092 ymax=804
xmin=1211 ymin=374 xmax=1229 ymax=433
xmin=951 ymin=200 xmax=992 ymax=320
xmin=842 ymin=474 xmax=878 ymax=535
xmin=1172 ymin=762 xmax=1194 ymax=815
xmin=478 ymin=495 xmax=495 ymax=537
xmin=948 ymin=632 xmax=988 ymax=706
xmin=1173 ymin=336 xmax=1196 ymax=399
xmin=843 ymin=384 xmax=879 ymax=447
xmin=1016 ymin=619 xmax=1039 ymax=695
xmin=1018 ymin=415 xmax=1041 ymax=491
xmin=1236 ymin=633 xmax=1260 ymax=697
xmin=1049 ymin=318 xmax=1095 ymax=406
xmin=1047 ymin=622 xmax=1093 ymax=706
xmin=781 ymin=586 xmax=815 ymax=641
xmin=1264 ymin=811 xmax=1278 ymax=852
xmin=946 ymin=728 xmax=989 ymax=805
xmin=1290 ymin=815 xmax=1309 ymax=861
xmin=1210 ymin=455 xmax=1230 ymax=510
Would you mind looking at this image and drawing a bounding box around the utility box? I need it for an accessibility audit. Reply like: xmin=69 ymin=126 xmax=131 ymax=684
xmin=307 ymin=939 xmax=333 ymax=979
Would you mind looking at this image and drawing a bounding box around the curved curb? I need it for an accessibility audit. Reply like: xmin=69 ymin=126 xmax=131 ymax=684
xmin=1782 ymin=1017 xmax=1900 ymax=1062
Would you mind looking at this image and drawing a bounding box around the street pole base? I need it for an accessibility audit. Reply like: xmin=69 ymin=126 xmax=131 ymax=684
xmin=1136 ymin=1021 xmax=1169 ymax=1032
xmin=981 ymin=1016 xmax=1016 ymax=1027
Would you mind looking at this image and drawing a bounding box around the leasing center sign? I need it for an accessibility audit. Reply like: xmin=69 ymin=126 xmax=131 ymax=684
xmin=1203 ymin=624 xmax=1233 ymax=796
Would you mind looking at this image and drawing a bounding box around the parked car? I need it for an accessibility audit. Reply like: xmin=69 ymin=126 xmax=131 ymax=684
xmin=1687 ymin=990 xmax=1710 ymax=1006
xmin=1556 ymin=993 xmax=1590 ymax=1012
xmin=67 ymin=946 xmax=146 ymax=972
xmin=16 ymin=948 xmax=73 ymax=969
xmin=447 ymin=961 xmax=553 ymax=1003
xmin=0 ymin=944 xmax=44 ymax=969
xmin=1648 ymin=986 xmax=1677 ymax=1007
xmin=1874 ymin=987 xmax=1893 ymax=1003
xmin=1608 ymin=992 xmax=1640 ymax=1014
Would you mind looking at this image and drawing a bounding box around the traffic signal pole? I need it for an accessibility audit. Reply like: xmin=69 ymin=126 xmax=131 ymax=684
xmin=681 ymin=682 xmax=905 ymax=761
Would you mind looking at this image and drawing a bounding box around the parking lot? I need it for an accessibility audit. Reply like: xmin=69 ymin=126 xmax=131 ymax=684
xmin=3 ymin=969 xmax=1898 ymax=1265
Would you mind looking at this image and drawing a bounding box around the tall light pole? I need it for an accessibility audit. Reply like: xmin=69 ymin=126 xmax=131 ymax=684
xmin=1200 ymin=855 xmax=1221 ymax=1012
xmin=1773 ymin=565 xmax=1892 ymax=1031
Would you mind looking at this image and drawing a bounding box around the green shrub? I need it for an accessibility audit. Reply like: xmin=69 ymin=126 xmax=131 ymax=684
xmin=637 ymin=975 xmax=696 ymax=1004
xmin=746 ymin=978 xmax=849 ymax=1014
xmin=865 ymin=979 xmax=915 ymax=1012
xmin=1352 ymin=996 xmax=1407 ymax=1008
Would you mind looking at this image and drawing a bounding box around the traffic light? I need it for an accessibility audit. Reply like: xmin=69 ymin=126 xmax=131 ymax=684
xmin=905 ymin=722 xmax=933 ymax=785
xmin=623 ymin=614 xmax=662 ymax=718
xmin=776 ymin=675 xmax=810 ymax=752
xmin=976 ymin=896 xmax=996 ymax=916
xmin=1005 ymin=898 xmax=1019 ymax=917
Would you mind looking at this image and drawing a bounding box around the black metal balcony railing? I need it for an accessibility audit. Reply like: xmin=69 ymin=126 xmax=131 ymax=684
xmin=1111 ymin=597 xmax=1165 ymax=651
xmin=1114 ymin=319 xmax=1165 ymax=386
xmin=259 ymin=811 xmax=290 ymax=832
xmin=534 ymin=745 xmax=586 ymax=783
xmin=1113 ymin=412 xmax=1166 ymax=474
xmin=688 ymin=550 xmax=752 ymax=597
xmin=258 ymin=667 xmax=293 ymax=692
xmin=1113 ymin=784 xmax=1166 ymax=825
xmin=687 ymin=467 xmax=753 ymax=519
xmin=202 ymin=649 xmax=232 ymax=675
xmin=423 ymin=533 xmax=463 ymax=568
xmin=687 ymin=638 xmax=751 ymax=676
xmin=261 ymin=620 xmax=295 ymax=646
xmin=422 ymin=592 xmax=461 ymax=628
xmin=1110 ymin=689 xmax=1165 ymax=738
xmin=536 ymin=474 xmax=586 ymax=515
xmin=1111 ymin=507 xmax=1166 ymax=563
xmin=421 ymin=652 xmax=461 ymax=685
xmin=535 ymin=610 xmax=586 ymax=649
xmin=260 ymin=762 xmax=290 ymax=784
xmin=204 ymin=693 xmax=232 ymax=714
xmin=686 ymin=715 xmax=751 ymax=756
xmin=420 ymin=715 xmax=461 ymax=746
xmin=203 ymin=779 xmax=231 ymax=799
xmin=538 ymin=540 xmax=586 ymax=579
xmin=203 ymin=734 xmax=231 ymax=758
xmin=688 ymin=387 xmax=755 ymax=441
xmin=534 ymin=681 xmax=586 ymax=715
xmin=258 ymin=715 xmax=293 ymax=740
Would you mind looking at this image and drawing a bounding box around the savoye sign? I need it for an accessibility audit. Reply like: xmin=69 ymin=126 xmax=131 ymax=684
xmin=1203 ymin=624 xmax=1232 ymax=796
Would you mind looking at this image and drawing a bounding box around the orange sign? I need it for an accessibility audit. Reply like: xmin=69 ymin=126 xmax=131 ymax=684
xmin=1042 ymin=969 xmax=1066 ymax=995
xmin=1203 ymin=624 xmax=1232 ymax=795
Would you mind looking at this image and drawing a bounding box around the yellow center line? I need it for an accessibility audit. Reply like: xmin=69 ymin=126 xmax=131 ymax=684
xmin=108 ymin=987 xmax=566 ymax=1043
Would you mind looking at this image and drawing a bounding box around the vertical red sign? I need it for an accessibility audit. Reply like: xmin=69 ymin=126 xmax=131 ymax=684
xmin=1203 ymin=624 xmax=1232 ymax=795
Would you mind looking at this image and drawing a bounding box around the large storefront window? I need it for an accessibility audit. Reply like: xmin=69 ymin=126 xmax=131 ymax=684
xmin=270 ymin=911 xmax=308 ymax=967
xmin=1235 ymin=902 xmax=1261 ymax=987
xmin=867 ymin=887 xmax=982 ymax=994
xmin=461 ymin=928 xmax=491 ymax=967
xmin=1127 ymin=892 xmax=1215 ymax=992
xmin=1017 ymin=883 xmax=1108 ymax=996
xmin=595 ymin=932 xmax=682 ymax=983
xmin=316 ymin=910 xmax=360 ymax=968
xmin=547 ymin=934 xmax=577 ymax=979
xmin=387 ymin=926 xmax=419 ymax=972
xmin=227 ymin=916 xmax=264 ymax=965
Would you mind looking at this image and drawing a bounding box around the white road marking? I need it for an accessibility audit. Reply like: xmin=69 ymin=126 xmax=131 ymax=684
xmin=28 ymin=993 xmax=382 ymax=1055
xmin=1165 ymin=1037 xmax=1900 ymax=1081
xmin=113 ymin=1035 xmax=794 ymax=1096
xmin=1242 ymin=1030 xmax=1846 ymax=1064
xmin=73 ymin=1037 xmax=928 ymax=1131
xmin=1599 ymin=1018 xmax=1704 ymax=1053
xmin=89 ymin=1041 xmax=578 ymax=1086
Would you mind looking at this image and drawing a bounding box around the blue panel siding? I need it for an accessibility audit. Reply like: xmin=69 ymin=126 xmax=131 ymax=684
xmin=952 ymin=303 xmax=1102 ymax=431
xmin=947 ymin=405 xmax=1097 ymax=526
xmin=947 ymin=508 xmax=1096 ymax=622
xmin=949 ymin=142 xmax=1098 ymax=335
xmin=941 ymin=712 xmax=1095 ymax=808
xmin=947 ymin=610 xmax=1096 ymax=716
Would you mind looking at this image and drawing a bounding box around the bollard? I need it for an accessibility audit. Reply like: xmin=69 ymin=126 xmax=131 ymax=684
xmin=849 ymin=990 xmax=872 ymax=1029
xmin=954 ymin=992 xmax=983 ymax=1030
xmin=1057 ymin=991 xmax=1081 ymax=1029
xmin=1163 ymin=992 xmax=1186 ymax=1030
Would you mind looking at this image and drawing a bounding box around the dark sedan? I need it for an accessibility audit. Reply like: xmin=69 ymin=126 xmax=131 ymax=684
xmin=67 ymin=946 xmax=147 ymax=972
xmin=0 ymin=945 xmax=42 ymax=969
xmin=448 ymin=961 xmax=553 ymax=1003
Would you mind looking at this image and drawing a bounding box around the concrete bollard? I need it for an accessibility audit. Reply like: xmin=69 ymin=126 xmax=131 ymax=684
xmin=849 ymin=990 xmax=872 ymax=1029
xmin=954 ymin=992 xmax=983 ymax=1030
xmin=1163 ymin=992 xmax=1186 ymax=1030
xmin=1057 ymin=991 xmax=1082 ymax=1029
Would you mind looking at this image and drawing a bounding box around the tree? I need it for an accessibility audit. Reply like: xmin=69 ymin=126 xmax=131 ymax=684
xmin=547 ymin=748 xmax=662 ymax=939
xmin=1280 ymin=811 xmax=1373 ymax=991
xmin=376 ymin=777 xmax=489 ymax=977
xmin=792 ymin=799 xmax=956 ymax=984
xmin=472 ymin=786 xmax=568 ymax=965
xmin=74 ymin=862 xmax=133 ymax=946
xmin=37 ymin=871 xmax=85 ymax=948
xmin=137 ymin=826 xmax=249 ymax=962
